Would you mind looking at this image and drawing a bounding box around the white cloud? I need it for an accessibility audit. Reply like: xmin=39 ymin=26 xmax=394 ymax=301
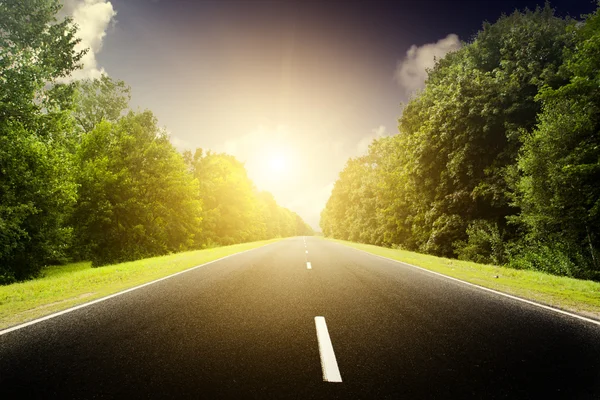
xmin=60 ymin=0 xmax=117 ymax=81
xmin=356 ymin=125 xmax=388 ymax=155
xmin=394 ymin=34 xmax=461 ymax=94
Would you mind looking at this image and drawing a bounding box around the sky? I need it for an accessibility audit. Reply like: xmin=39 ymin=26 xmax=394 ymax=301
xmin=62 ymin=0 xmax=598 ymax=229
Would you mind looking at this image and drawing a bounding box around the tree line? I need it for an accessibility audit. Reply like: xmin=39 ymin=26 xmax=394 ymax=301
xmin=0 ymin=0 xmax=312 ymax=283
xmin=321 ymin=3 xmax=600 ymax=280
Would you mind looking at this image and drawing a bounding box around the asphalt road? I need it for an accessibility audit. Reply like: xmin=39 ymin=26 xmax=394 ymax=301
xmin=2 ymin=237 xmax=600 ymax=399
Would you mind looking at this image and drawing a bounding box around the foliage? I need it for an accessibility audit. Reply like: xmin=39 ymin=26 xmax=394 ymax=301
xmin=397 ymin=4 xmax=572 ymax=257
xmin=0 ymin=122 xmax=77 ymax=282
xmin=0 ymin=0 xmax=85 ymax=122
xmin=321 ymin=4 xmax=600 ymax=280
xmin=0 ymin=0 xmax=83 ymax=282
xmin=185 ymin=149 xmax=264 ymax=245
xmin=321 ymin=141 xmax=389 ymax=245
xmin=512 ymin=5 xmax=600 ymax=279
xmin=72 ymin=111 xmax=203 ymax=266
xmin=185 ymin=149 xmax=313 ymax=246
xmin=72 ymin=75 xmax=131 ymax=133
xmin=0 ymin=0 xmax=313 ymax=282
xmin=506 ymin=240 xmax=585 ymax=277
xmin=455 ymin=220 xmax=506 ymax=265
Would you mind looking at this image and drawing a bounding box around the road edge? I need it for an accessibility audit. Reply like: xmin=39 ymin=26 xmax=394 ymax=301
xmin=0 ymin=240 xmax=282 ymax=336
xmin=331 ymin=239 xmax=600 ymax=327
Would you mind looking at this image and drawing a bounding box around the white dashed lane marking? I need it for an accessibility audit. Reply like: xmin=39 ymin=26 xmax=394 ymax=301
xmin=315 ymin=316 xmax=342 ymax=383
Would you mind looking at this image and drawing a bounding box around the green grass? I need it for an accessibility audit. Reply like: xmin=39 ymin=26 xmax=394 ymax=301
xmin=0 ymin=239 xmax=280 ymax=330
xmin=327 ymin=238 xmax=600 ymax=320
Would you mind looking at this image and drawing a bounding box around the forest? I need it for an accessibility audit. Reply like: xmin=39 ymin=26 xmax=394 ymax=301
xmin=0 ymin=0 xmax=312 ymax=283
xmin=321 ymin=4 xmax=600 ymax=280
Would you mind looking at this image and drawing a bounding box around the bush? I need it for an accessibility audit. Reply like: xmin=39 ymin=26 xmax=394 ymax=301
xmin=0 ymin=123 xmax=77 ymax=282
xmin=506 ymin=240 xmax=589 ymax=278
xmin=455 ymin=220 xmax=506 ymax=265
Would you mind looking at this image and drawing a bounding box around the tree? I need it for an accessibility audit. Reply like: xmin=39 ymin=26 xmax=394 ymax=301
xmin=185 ymin=149 xmax=312 ymax=245
xmin=396 ymin=5 xmax=573 ymax=257
xmin=321 ymin=4 xmax=582 ymax=269
xmin=73 ymin=75 xmax=131 ymax=133
xmin=0 ymin=0 xmax=85 ymax=122
xmin=294 ymin=212 xmax=314 ymax=236
xmin=320 ymin=152 xmax=379 ymax=243
xmin=0 ymin=124 xmax=77 ymax=281
xmin=257 ymin=191 xmax=283 ymax=239
xmin=185 ymin=149 xmax=265 ymax=245
xmin=512 ymin=6 xmax=600 ymax=278
xmin=0 ymin=0 xmax=84 ymax=282
xmin=72 ymin=111 xmax=202 ymax=266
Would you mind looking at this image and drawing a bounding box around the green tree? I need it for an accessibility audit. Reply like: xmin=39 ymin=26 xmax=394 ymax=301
xmin=72 ymin=111 xmax=202 ymax=266
xmin=0 ymin=0 xmax=84 ymax=282
xmin=0 ymin=0 xmax=84 ymax=122
xmin=320 ymin=137 xmax=404 ymax=247
xmin=73 ymin=75 xmax=131 ymax=133
xmin=512 ymin=6 xmax=600 ymax=278
xmin=321 ymin=4 xmax=578 ymax=267
xmin=294 ymin=212 xmax=314 ymax=236
xmin=185 ymin=149 xmax=312 ymax=244
xmin=185 ymin=149 xmax=265 ymax=245
xmin=397 ymin=5 xmax=573 ymax=257
xmin=320 ymin=153 xmax=378 ymax=243
xmin=0 ymin=124 xmax=77 ymax=281
xmin=257 ymin=191 xmax=283 ymax=238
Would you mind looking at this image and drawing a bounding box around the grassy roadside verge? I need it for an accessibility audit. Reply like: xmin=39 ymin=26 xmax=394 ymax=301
xmin=326 ymin=238 xmax=600 ymax=320
xmin=0 ymin=239 xmax=280 ymax=330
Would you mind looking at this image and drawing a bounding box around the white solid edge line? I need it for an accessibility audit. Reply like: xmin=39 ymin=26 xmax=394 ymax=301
xmin=315 ymin=316 xmax=342 ymax=382
xmin=307 ymin=262 xmax=312 ymax=269
xmin=340 ymin=243 xmax=600 ymax=327
xmin=0 ymin=242 xmax=280 ymax=336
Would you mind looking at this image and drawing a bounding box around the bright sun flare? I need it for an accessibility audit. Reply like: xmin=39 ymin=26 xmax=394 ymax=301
xmin=269 ymin=154 xmax=287 ymax=173
xmin=255 ymin=146 xmax=295 ymax=183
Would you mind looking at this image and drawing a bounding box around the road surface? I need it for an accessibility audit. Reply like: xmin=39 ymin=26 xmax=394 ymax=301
xmin=2 ymin=237 xmax=600 ymax=399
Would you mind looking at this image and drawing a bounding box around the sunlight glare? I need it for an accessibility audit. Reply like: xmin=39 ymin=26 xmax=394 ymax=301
xmin=269 ymin=154 xmax=287 ymax=173
xmin=254 ymin=142 xmax=297 ymax=184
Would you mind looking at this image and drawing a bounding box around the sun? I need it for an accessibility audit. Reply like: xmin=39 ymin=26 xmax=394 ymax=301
xmin=268 ymin=154 xmax=287 ymax=173
xmin=256 ymin=146 xmax=295 ymax=183
xmin=252 ymin=140 xmax=298 ymax=185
